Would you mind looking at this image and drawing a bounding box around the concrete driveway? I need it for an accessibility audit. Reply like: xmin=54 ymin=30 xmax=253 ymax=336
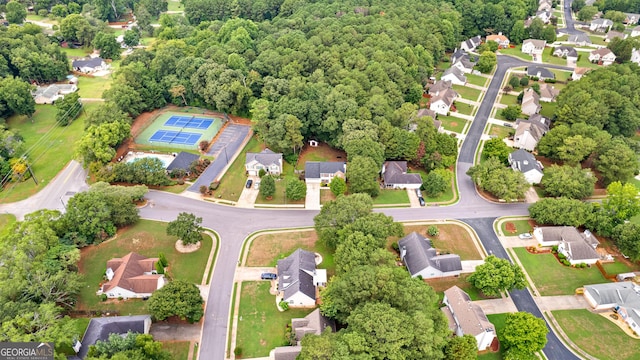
xmin=474 ymin=297 xmax=518 ymax=314
xmin=234 ymin=267 xmax=277 ymax=282
xmin=305 ymin=182 xmax=320 ymax=209
xmin=236 ymin=178 xmax=259 ymax=208
xmin=408 ymin=189 xmax=421 ymax=208
xmin=536 ymin=295 xmax=590 ymax=311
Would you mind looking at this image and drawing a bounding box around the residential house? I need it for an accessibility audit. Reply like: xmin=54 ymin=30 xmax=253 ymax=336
xmin=72 ymin=57 xmax=108 ymax=74
xmin=277 ymin=249 xmax=326 ymax=307
xmin=572 ymin=67 xmax=590 ymax=80
xmin=245 ymin=148 xmax=283 ymax=176
xmin=605 ymin=30 xmax=626 ymax=42
xmin=381 ymin=161 xmax=423 ymax=190
xmin=508 ymin=149 xmax=544 ymax=184
xmin=486 ymin=32 xmax=510 ymax=48
xmin=521 ymin=88 xmax=541 ymax=116
xmin=398 ymin=232 xmax=463 ymax=279
xmin=442 ymin=286 xmax=497 ymax=351
xmin=535 ymin=9 xmax=553 ymax=23
xmin=75 ymin=316 xmax=152 ymax=359
xmin=631 ymin=48 xmax=640 ymax=64
xmin=583 ymin=282 xmax=640 ymax=335
xmin=451 ymin=53 xmax=476 ymax=74
xmin=429 ymin=88 xmax=459 ymax=115
xmin=553 ymin=46 xmax=578 ymax=61
xmin=413 ymin=109 xmax=443 ymax=133
xmin=589 ymin=18 xmax=613 ymax=32
xmin=441 ymin=66 xmax=467 ymax=86
xmin=538 ymin=0 xmax=553 ymax=12
xmin=460 ymin=35 xmax=482 ymax=52
xmin=272 ymin=309 xmax=336 ymax=360
xmin=522 ymin=39 xmax=546 ymax=56
xmin=631 ymin=25 xmax=640 ymax=37
xmin=99 ymin=252 xmax=165 ymax=299
xmin=32 ymin=84 xmax=78 ymax=104
xmin=539 ymin=83 xmax=560 ymax=102
xmin=451 ymin=48 xmax=468 ymax=64
xmin=526 ymin=66 xmax=555 ymax=80
xmin=533 ymin=226 xmax=600 ymax=264
xmin=166 ymin=151 xmax=199 ymax=174
xmin=624 ymin=12 xmax=640 ymax=25
xmin=568 ymin=33 xmax=592 ymax=46
xmin=304 ymin=161 xmax=346 ymax=185
xmin=589 ymin=48 xmax=616 ymax=65
xmin=513 ymin=114 xmax=550 ymax=151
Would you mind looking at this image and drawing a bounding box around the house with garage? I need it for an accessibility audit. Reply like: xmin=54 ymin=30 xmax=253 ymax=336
xmin=98 ymin=252 xmax=165 ymax=299
xmin=583 ymin=282 xmax=640 ymax=334
xmin=538 ymin=83 xmax=559 ymax=102
xmin=568 ymin=33 xmax=592 ymax=47
xmin=590 ymin=18 xmax=613 ymax=32
xmin=413 ymin=109 xmax=443 ymax=133
xmin=508 ymin=149 xmax=544 ymax=184
xmin=166 ymin=151 xmax=199 ymax=175
xmin=605 ymin=30 xmax=626 ymax=42
xmin=398 ymin=232 xmax=462 ymax=279
xmin=589 ymin=48 xmax=616 ymax=65
xmin=552 ymin=46 xmax=578 ymax=62
xmin=538 ymin=0 xmax=553 ymax=12
xmin=522 ymin=39 xmax=546 ymax=57
xmin=32 ymin=84 xmax=78 ymax=104
xmin=527 ymin=66 xmax=555 ymax=80
xmin=428 ymin=79 xmax=452 ymax=95
xmin=429 ymin=87 xmax=459 ymax=115
xmin=460 ymin=35 xmax=482 ymax=52
xmin=535 ymin=9 xmax=553 ymax=23
xmin=533 ymin=226 xmax=600 ymax=264
xmin=75 ymin=315 xmax=152 ymax=359
xmin=304 ymin=161 xmax=346 ymax=185
xmin=513 ymin=114 xmax=549 ymax=151
xmin=381 ymin=161 xmax=423 ymax=190
xmin=72 ymin=57 xmax=108 ymax=74
xmin=245 ymin=148 xmax=282 ymax=176
xmin=486 ymin=32 xmax=510 ymax=48
xmin=442 ymin=286 xmax=496 ymax=351
xmin=624 ymin=12 xmax=640 ymax=25
xmin=521 ymin=88 xmax=541 ymax=116
xmin=572 ymin=67 xmax=590 ymax=80
xmin=451 ymin=53 xmax=476 ymax=74
xmin=440 ymin=66 xmax=467 ymax=86
xmin=631 ymin=25 xmax=640 ymax=37
xmin=277 ymin=249 xmax=326 ymax=308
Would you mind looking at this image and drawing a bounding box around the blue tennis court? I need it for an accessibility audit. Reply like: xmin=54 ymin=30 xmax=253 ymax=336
xmin=149 ymin=130 xmax=202 ymax=145
xmin=164 ymin=115 xmax=213 ymax=130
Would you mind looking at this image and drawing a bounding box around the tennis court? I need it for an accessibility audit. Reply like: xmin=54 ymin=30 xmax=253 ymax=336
xmin=149 ymin=130 xmax=202 ymax=146
xmin=165 ymin=115 xmax=214 ymax=130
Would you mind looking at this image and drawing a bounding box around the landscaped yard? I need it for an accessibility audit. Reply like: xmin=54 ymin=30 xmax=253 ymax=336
xmin=466 ymin=73 xmax=488 ymax=87
xmin=61 ymin=47 xmax=93 ymax=58
xmin=77 ymin=75 xmax=113 ymax=98
xmin=453 ymin=85 xmax=482 ymax=101
xmin=500 ymin=219 xmax=532 ymax=235
xmin=246 ymin=229 xmax=335 ymax=276
xmin=551 ymin=70 xmax=572 ymax=82
xmin=76 ymin=220 xmax=213 ymax=314
xmin=167 ymin=0 xmax=184 ymax=12
xmin=553 ymin=309 xmax=640 ymax=360
xmin=478 ymin=313 xmax=508 ymax=360
xmin=235 ymin=281 xmax=313 ymax=358
xmin=601 ymin=261 xmax=636 ymax=275
xmin=499 ymin=94 xmax=519 ymax=106
xmin=513 ymin=247 xmax=609 ymax=296
xmin=0 ymin=214 xmax=16 ymax=236
xmin=210 ymin=137 xmax=261 ymax=202
xmin=320 ymin=188 xmax=337 ymax=204
xmin=498 ymin=45 xmax=531 ymax=61
xmin=424 ymin=273 xmax=486 ymax=300
xmin=539 ymin=101 xmax=558 ymax=118
xmin=296 ymin=142 xmax=346 ymax=170
xmin=2 ymin=103 xmax=98 ymax=203
xmin=454 ymin=102 xmax=475 ymax=116
xmin=438 ymin=115 xmax=468 ymax=133
xmin=576 ymin=54 xmax=600 ymax=69
xmin=254 ymin=173 xmax=305 ymax=206
xmin=373 ymin=189 xmax=410 ymax=205
xmin=541 ymin=51 xmax=570 ymax=66
xmin=162 ymin=341 xmax=190 ymax=360
xmin=58 ymin=317 xmax=90 ymax=355
xmin=488 ymin=124 xmax=514 ymax=139
xmin=588 ymin=35 xmax=607 ymax=45
xmin=398 ymin=223 xmax=483 ymax=260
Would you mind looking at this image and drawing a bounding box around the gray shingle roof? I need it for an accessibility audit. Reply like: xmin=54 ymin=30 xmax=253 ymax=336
xmin=245 ymin=148 xmax=282 ymax=167
xmin=428 ymin=80 xmax=452 ymax=94
xmin=584 ymin=282 xmax=640 ymax=328
xmin=444 ymin=286 xmax=494 ymax=337
xmin=78 ymin=315 xmax=150 ymax=359
xmin=277 ymin=249 xmax=316 ymax=302
xmin=509 ymin=149 xmax=543 ymax=174
xmin=72 ymin=57 xmax=104 ymax=69
xmin=568 ymin=33 xmax=592 ymax=44
xmin=166 ymin=152 xmax=199 ymax=171
xmin=553 ymin=46 xmax=578 ymax=58
xmin=382 ymin=161 xmax=422 ymax=186
xmin=515 ymin=115 xmax=549 ymax=142
xmin=527 ymin=66 xmax=554 ymax=79
xmin=304 ymin=161 xmax=345 ymax=180
xmin=442 ymin=66 xmax=467 ymax=83
xmin=398 ymin=232 xmax=462 ymax=276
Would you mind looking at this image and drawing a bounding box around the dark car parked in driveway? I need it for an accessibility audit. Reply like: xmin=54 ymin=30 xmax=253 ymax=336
xmin=261 ymin=273 xmax=277 ymax=280
xmin=246 ymin=179 xmax=253 ymax=188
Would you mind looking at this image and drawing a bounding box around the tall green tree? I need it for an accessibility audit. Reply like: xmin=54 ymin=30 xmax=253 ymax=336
xmin=595 ymin=138 xmax=639 ymax=185
xmin=444 ymin=334 xmax=479 ymax=360
xmin=540 ymin=165 xmax=595 ymax=199
xmin=314 ymin=193 xmax=373 ymax=249
xmin=329 ymin=176 xmax=346 ymax=196
xmin=259 ymin=174 xmax=276 ymax=199
xmin=55 ymin=92 xmax=82 ymax=126
xmin=76 ymin=120 xmax=130 ymax=164
xmin=483 ymin=138 xmax=511 ymax=164
xmin=424 ymin=171 xmax=448 ymax=197
xmin=87 ymin=332 xmax=171 ymax=360
xmin=285 ymin=178 xmax=306 ymax=200
xmin=347 ymin=155 xmax=380 ymax=198
xmin=468 ymin=255 xmax=526 ymax=297
xmin=502 ymin=312 xmax=548 ymax=360
xmin=148 ymin=280 xmax=204 ymax=323
xmin=5 ymin=1 xmax=27 ymax=24
xmin=93 ymin=32 xmax=121 ymax=60
xmin=166 ymin=212 xmax=203 ymax=245
xmin=477 ymin=51 xmax=497 ymax=73
xmin=0 ymin=77 xmax=36 ymax=118
xmin=467 ymin=157 xmax=530 ymax=200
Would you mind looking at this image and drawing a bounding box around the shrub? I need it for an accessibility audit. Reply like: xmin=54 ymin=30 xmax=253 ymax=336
xmin=155 ymin=261 xmax=164 ymax=274
xmin=100 ymin=294 xmax=108 ymax=301
xmin=177 ymin=179 xmax=185 ymax=185
xmin=258 ymin=169 xmax=266 ymax=178
xmin=544 ymin=78 xmax=557 ymax=83
xmin=118 ymin=296 xmax=123 ymax=300
xmin=562 ymin=259 xmax=570 ymax=266
xmin=519 ymin=77 xmax=529 ymax=87
xmin=392 ymin=242 xmax=400 ymax=251
xmin=427 ymin=225 xmax=439 ymax=236
xmin=552 ymin=245 xmax=558 ymax=253
xmin=198 ymin=140 xmax=209 ymax=151
xmin=209 ymin=181 xmax=220 ymax=190
xmin=234 ymin=347 xmax=242 ymax=356
xmin=558 ymin=253 xmax=566 ymax=260
xmin=279 ymin=301 xmax=289 ymax=311
xmin=284 ymin=153 xmax=298 ymax=164
xmin=529 ymin=76 xmax=539 ymax=82
xmin=199 ymin=185 xmax=208 ymax=195
xmin=203 ymin=158 xmax=211 ymax=166
xmin=159 ymin=253 xmax=168 ymax=267
xmin=38 ymin=9 xmax=48 ymax=16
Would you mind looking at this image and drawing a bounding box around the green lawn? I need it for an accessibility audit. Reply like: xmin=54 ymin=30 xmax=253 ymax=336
xmin=61 ymin=47 xmax=93 ymax=58
xmin=513 ymin=247 xmax=609 ymax=296
xmin=424 ymin=178 xmax=455 ymax=203
xmin=588 ymin=35 xmax=607 ymax=45
xmin=436 ymin=61 xmax=452 ymax=71
xmin=500 ymin=94 xmax=519 ymax=106
xmin=236 ymin=281 xmax=313 ymax=358
xmin=163 ymin=341 xmax=190 ymax=360
xmin=454 ymin=102 xmax=475 ymax=116
xmin=466 ymin=73 xmax=488 ymax=87
xmin=541 ymin=50 xmax=569 ymax=66
xmin=452 ymin=85 xmax=482 ymax=101
xmin=140 ymin=37 xmax=158 ymax=47
xmin=601 ymin=261 xmax=635 ymax=274
xmin=438 ymin=115 xmax=468 ymax=133
xmin=629 ymin=177 xmax=640 ymax=191
xmin=77 ymin=75 xmax=113 ymax=98
xmin=211 ymin=137 xmax=261 ymax=202
xmin=500 ymin=219 xmax=532 ymax=235
xmin=255 ymin=174 xmax=305 ymax=205
xmin=539 ymin=101 xmax=558 ymax=118
xmin=498 ymin=45 xmax=531 ymax=61
xmin=478 ymin=313 xmax=508 ymax=360
xmin=26 ymin=14 xmax=58 ymax=24
xmin=488 ymin=124 xmax=514 ymax=139
xmin=1 ymin=103 xmax=98 ymax=203
xmin=76 ymin=220 xmax=213 ymax=314
xmin=551 ymin=70 xmax=572 ymax=82
xmin=553 ymin=309 xmax=640 ymax=360
xmin=373 ymin=189 xmax=410 ymax=205
xmin=167 ymin=0 xmax=184 ymax=12
xmin=0 ymin=214 xmax=16 ymax=237
xmin=58 ymin=317 xmax=91 ymax=355
xmin=576 ymin=54 xmax=600 ymax=69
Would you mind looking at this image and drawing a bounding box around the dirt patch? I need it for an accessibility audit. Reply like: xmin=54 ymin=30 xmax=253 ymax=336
xmin=505 ymin=222 xmax=517 ymax=234
xmin=246 ymin=230 xmax=317 ymax=266
xmin=175 ymin=240 xmax=201 ymax=253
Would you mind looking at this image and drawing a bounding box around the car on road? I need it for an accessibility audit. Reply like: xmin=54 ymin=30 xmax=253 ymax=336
xmin=418 ymin=197 xmax=426 ymax=206
xmin=519 ymin=233 xmax=532 ymax=239
xmin=261 ymin=273 xmax=277 ymax=280
xmin=246 ymin=179 xmax=253 ymax=188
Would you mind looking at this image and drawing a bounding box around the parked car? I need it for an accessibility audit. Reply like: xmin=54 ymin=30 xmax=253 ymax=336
xmin=415 ymin=189 xmax=422 ymax=197
xmin=261 ymin=272 xmax=277 ymax=280
xmin=246 ymin=179 xmax=253 ymax=188
xmin=418 ymin=197 xmax=426 ymax=207
xmin=519 ymin=233 xmax=532 ymax=239
xmin=254 ymin=181 xmax=260 ymax=190
xmin=503 ymin=122 xmax=513 ymax=128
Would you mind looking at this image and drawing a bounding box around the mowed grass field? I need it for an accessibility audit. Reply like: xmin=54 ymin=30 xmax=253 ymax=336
xmin=1 ymin=103 xmax=99 ymax=203
xmin=76 ymin=220 xmax=213 ymax=315
xmin=77 ymin=75 xmax=113 ymax=98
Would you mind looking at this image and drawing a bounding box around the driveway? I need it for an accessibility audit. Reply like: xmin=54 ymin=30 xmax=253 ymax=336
xmin=461 ymin=260 xmax=484 ymax=273
xmin=474 ymin=297 xmax=518 ymax=314
xmin=234 ymin=267 xmax=277 ymax=282
xmin=536 ymin=295 xmax=589 ymax=311
xmin=525 ymin=187 xmax=540 ymax=203
xmin=236 ymin=178 xmax=259 ymax=208
xmin=305 ymin=182 xmax=321 ymax=210
xmin=408 ymin=189 xmax=421 ymax=208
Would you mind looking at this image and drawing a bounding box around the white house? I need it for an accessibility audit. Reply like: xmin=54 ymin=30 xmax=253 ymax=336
xmin=631 ymin=25 xmax=640 ymax=37
xmin=277 ymin=249 xmax=326 ymax=307
xmin=589 ymin=18 xmax=613 ymax=32
xmin=513 ymin=114 xmax=549 ymax=151
xmin=508 ymin=149 xmax=544 ymax=184
xmin=245 ymin=148 xmax=282 ymax=176
xmin=460 ymin=35 xmax=482 ymax=52
xmin=538 ymin=0 xmax=553 ymax=12
xmin=304 ymin=161 xmax=345 ymax=185
xmin=72 ymin=57 xmax=108 ymax=74
xmin=441 ymin=66 xmax=467 ymax=86
xmin=381 ymin=161 xmax=422 ymax=190
xmin=442 ymin=286 xmax=497 ymax=351
xmin=624 ymin=12 xmax=640 ymax=25
xmin=631 ymin=48 xmax=640 ymax=64
xmin=398 ymin=232 xmax=462 ymax=279
xmin=589 ymin=48 xmax=616 ymax=65
xmin=32 ymin=84 xmax=78 ymax=104
xmin=533 ymin=226 xmax=600 ymax=264
xmin=583 ymin=283 xmax=640 ymax=334
xmin=522 ymin=39 xmax=546 ymax=60
xmin=521 ymin=88 xmax=541 ymax=116
xmin=552 ymin=46 xmax=578 ymax=64
xmin=429 ymin=88 xmax=458 ymax=115
xmin=99 ymin=252 xmax=165 ymax=299
xmin=451 ymin=54 xmax=476 ymax=74
xmin=486 ymin=32 xmax=510 ymax=48
xmin=572 ymin=67 xmax=590 ymax=80
xmin=535 ymin=9 xmax=553 ymax=23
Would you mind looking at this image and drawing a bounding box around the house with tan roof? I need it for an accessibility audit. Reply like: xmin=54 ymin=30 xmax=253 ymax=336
xmin=572 ymin=67 xmax=590 ymax=80
xmin=589 ymin=48 xmax=616 ymax=65
xmin=271 ymin=309 xmax=336 ymax=360
xmin=415 ymin=108 xmax=442 ymax=132
xmin=538 ymin=83 xmax=559 ymax=102
xmin=398 ymin=232 xmax=462 ymax=278
xmin=521 ymin=88 xmax=541 ymax=116
xmin=99 ymin=252 xmax=165 ymax=299
xmin=514 ymin=114 xmax=549 ymax=151
xmin=429 ymin=87 xmax=459 ymax=115
xmin=486 ymin=32 xmax=510 ymax=48
xmin=590 ymin=18 xmax=613 ymax=32
xmin=568 ymin=33 xmax=592 ymax=46
xmin=533 ymin=226 xmax=600 ymax=265
xmin=442 ymin=286 xmax=496 ymax=351
xmin=605 ymin=30 xmax=626 ymax=42
xmin=631 ymin=25 xmax=640 ymax=37
xmin=522 ymin=39 xmax=546 ymax=60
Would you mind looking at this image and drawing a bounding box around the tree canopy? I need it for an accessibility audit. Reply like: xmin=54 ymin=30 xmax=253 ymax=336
xmin=502 ymin=312 xmax=548 ymax=360
xmin=148 ymin=280 xmax=204 ymax=323
xmin=87 ymin=332 xmax=171 ymax=360
xmin=540 ymin=165 xmax=595 ymax=199
xmin=468 ymin=255 xmax=526 ymax=296
xmin=467 ymin=157 xmax=530 ymax=201
xmin=166 ymin=212 xmax=203 ymax=245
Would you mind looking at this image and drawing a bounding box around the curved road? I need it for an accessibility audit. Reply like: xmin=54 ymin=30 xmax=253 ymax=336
xmin=0 ymin=56 xmax=581 ymax=359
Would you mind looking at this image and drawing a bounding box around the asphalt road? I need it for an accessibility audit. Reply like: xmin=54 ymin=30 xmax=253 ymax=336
xmin=560 ymin=0 xmax=585 ymax=35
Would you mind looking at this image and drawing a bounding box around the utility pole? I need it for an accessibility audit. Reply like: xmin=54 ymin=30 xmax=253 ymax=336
xmin=26 ymin=161 xmax=38 ymax=185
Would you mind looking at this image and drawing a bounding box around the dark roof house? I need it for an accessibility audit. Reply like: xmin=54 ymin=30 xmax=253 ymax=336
xmin=76 ymin=315 xmax=151 ymax=359
xmin=381 ymin=161 xmax=423 ymax=189
xmin=398 ymin=232 xmax=462 ymax=278
xmin=304 ymin=161 xmax=346 ymax=184
xmin=526 ymin=66 xmax=554 ymax=79
xmin=508 ymin=149 xmax=544 ymax=184
xmin=277 ymin=249 xmax=325 ymax=307
xmin=166 ymin=151 xmax=199 ymax=172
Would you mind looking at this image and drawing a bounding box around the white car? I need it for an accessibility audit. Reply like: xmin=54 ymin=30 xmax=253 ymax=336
xmin=254 ymin=181 xmax=260 ymax=190
xmin=519 ymin=233 xmax=532 ymax=239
